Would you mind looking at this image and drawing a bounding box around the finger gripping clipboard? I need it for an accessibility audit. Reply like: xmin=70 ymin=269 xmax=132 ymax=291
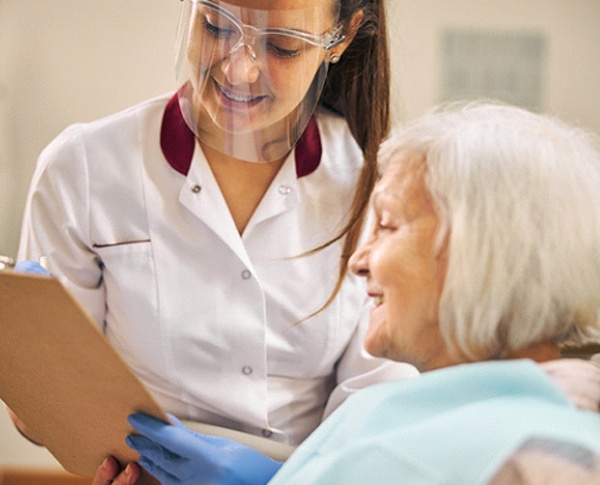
xmin=0 ymin=271 xmax=167 ymax=482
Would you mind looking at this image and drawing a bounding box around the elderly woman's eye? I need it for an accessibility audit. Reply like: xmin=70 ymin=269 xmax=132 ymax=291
xmin=377 ymin=223 xmax=395 ymax=232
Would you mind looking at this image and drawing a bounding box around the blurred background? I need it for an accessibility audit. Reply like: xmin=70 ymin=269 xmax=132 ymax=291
xmin=1 ymin=0 xmax=599 ymax=472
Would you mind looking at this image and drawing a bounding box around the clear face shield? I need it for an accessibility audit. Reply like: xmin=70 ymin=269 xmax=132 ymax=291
xmin=175 ymin=0 xmax=345 ymax=163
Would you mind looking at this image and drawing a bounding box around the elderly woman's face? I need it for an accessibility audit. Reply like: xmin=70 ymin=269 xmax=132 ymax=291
xmin=349 ymin=152 xmax=452 ymax=371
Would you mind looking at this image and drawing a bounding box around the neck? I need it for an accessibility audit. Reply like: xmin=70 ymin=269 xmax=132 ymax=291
xmin=504 ymin=341 xmax=561 ymax=363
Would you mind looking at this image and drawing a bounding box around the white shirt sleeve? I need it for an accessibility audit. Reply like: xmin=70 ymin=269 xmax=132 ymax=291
xmin=18 ymin=124 xmax=107 ymax=328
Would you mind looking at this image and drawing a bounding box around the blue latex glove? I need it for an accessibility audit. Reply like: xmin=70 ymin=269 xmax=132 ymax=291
xmin=126 ymin=413 xmax=283 ymax=485
xmin=14 ymin=260 xmax=51 ymax=276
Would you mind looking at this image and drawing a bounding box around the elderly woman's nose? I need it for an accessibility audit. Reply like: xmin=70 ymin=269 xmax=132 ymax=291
xmin=348 ymin=243 xmax=370 ymax=277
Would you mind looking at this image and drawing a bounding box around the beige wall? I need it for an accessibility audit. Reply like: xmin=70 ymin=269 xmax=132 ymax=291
xmin=0 ymin=0 xmax=180 ymax=260
xmin=0 ymin=407 xmax=61 ymax=469
xmin=1 ymin=0 xmax=600 ymax=469
xmin=388 ymin=0 xmax=600 ymax=128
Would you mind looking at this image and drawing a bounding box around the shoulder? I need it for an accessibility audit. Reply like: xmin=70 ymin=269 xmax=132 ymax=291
xmin=333 ymin=360 xmax=589 ymax=436
xmin=76 ymin=92 xmax=171 ymax=141
xmin=37 ymin=93 xmax=172 ymax=173
xmin=276 ymin=362 xmax=600 ymax=485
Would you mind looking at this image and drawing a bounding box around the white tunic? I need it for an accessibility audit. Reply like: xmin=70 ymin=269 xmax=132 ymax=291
xmin=19 ymin=92 xmax=418 ymax=445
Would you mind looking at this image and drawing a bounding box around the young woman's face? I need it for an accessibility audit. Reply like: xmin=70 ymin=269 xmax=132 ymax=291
xmin=349 ymin=152 xmax=454 ymax=372
xmin=185 ymin=0 xmax=339 ymax=134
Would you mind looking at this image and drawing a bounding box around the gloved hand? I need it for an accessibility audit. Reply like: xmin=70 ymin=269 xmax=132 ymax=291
xmin=126 ymin=413 xmax=283 ymax=485
xmin=14 ymin=260 xmax=50 ymax=276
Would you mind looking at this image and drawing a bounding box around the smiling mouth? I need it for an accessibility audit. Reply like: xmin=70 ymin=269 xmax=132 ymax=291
xmin=373 ymin=295 xmax=385 ymax=307
xmin=214 ymin=79 xmax=267 ymax=106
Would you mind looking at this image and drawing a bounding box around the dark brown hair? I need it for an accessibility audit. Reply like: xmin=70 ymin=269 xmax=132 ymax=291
xmin=314 ymin=0 xmax=390 ymax=309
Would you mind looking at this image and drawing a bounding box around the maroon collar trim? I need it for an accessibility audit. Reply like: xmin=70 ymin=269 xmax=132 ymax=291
xmin=160 ymin=93 xmax=322 ymax=178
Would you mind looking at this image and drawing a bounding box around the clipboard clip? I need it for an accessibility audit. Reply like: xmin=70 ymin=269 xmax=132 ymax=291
xmin=0 ymin=255 xmax=15 ymax=271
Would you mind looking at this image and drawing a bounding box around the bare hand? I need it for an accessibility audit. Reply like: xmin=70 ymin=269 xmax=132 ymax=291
xmin=92 ymin=457 xmax=141 ymax=485
xmin=6 ymin=406 xmax=44 ymax=445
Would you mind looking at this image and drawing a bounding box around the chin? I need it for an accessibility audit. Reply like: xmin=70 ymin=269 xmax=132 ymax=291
xmin=364 ymin=342 xmax=385 ymax=359
xmin=363 ymin=327 xmax=388 ymax=359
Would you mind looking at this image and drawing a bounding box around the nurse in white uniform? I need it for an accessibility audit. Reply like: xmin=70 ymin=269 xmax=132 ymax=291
xmin=14 ymin=0 xmax=418 ymax=481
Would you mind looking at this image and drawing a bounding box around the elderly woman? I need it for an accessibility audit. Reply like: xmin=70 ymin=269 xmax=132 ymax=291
xmin=109 ymin=103 xmax=600 ymax=485
xmin=268 ymin=103 xmax=600 ymax=484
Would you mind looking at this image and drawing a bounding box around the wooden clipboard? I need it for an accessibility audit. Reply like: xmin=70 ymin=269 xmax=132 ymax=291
xmin=0 ymin=271 xmax=168 ymax=482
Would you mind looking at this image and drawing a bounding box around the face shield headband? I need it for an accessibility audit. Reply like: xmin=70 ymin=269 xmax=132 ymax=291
xmin=175 ymin=0 xmax=345 ymax=163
